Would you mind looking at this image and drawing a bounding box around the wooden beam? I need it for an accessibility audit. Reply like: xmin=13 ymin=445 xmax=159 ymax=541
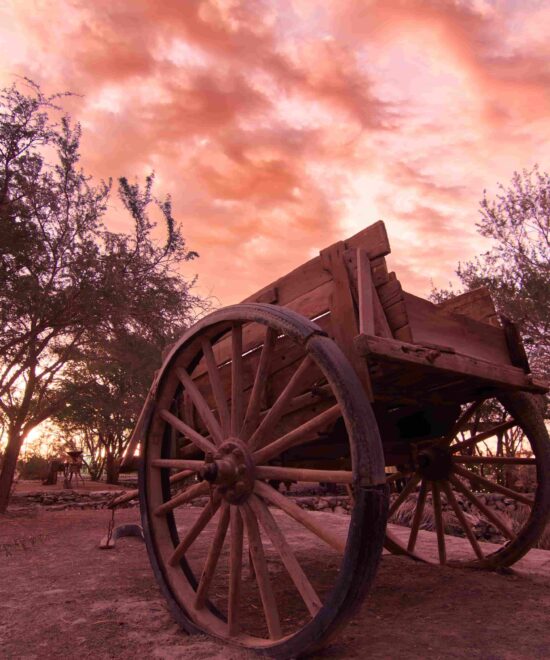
xmin=354 ymin=334 xmax=547 ymax=393
xmin=357 ymin=248 xmax=375 ymax=335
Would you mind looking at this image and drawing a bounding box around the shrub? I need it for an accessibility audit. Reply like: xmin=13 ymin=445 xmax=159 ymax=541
xmin=17 ymin=455 xmax=50 ymax=480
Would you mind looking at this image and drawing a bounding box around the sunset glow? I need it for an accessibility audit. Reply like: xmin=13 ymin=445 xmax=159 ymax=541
xmin=2 ymin=0 xmax=549 ymax=303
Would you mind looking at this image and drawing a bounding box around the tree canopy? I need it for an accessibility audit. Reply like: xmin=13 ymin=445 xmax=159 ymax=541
xmin=0 ymin=80 xmax=206 ymax=510
xmin=432 ymin=165 xmax=550 ymax=382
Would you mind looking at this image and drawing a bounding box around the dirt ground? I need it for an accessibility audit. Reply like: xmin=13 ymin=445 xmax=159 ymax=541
xmin=2 ymin=503 xmax=550 ymax=659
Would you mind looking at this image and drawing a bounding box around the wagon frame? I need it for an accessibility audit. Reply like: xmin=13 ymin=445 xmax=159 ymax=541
xmin=123 ymin=221 xmax=550 ymax=657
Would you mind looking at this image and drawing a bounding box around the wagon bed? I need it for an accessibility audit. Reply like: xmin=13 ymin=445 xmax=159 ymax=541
xmin=242 ymin=220 xmax=544 ymax=405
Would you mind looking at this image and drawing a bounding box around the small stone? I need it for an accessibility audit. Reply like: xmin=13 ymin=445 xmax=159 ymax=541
xmin=333 ymin=505 xmax=347 ymax=515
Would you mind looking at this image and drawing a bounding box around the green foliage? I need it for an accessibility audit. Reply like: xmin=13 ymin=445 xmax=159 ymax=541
xmin=0 ymin=79 xmax=208 ymax=504
xmin=17 ymin=454 xmax=50 ymax=481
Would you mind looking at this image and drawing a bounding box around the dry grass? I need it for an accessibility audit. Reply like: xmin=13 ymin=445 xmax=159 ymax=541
xmin=504 ymin=505 xmax=550 ymax=550
xmin=390 ymin=497 xmax=464 ymax=537
xmin=390 ymin=496 xmax=550 ymax=549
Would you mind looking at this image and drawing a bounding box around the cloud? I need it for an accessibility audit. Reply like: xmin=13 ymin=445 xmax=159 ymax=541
xmin=1 ymin=0 xmax=549 ymax=303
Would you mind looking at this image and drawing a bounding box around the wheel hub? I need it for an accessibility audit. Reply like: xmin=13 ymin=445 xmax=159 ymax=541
xmin=416 ymin=445 xmax=453 ymax=481
xmin=198 ymin=438 xmax=255 ymax=504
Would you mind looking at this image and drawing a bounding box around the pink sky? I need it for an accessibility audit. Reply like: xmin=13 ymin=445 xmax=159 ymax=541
xmin=2 ymin=0 xmax=549 ymax=304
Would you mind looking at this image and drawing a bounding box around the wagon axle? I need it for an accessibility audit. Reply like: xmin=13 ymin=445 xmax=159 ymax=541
xmin=416 ymin=445 xmax=453 ymax=481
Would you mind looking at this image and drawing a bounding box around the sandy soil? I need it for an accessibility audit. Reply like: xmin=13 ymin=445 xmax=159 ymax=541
xmin=2 ymin=504 xmax=550 ymax=659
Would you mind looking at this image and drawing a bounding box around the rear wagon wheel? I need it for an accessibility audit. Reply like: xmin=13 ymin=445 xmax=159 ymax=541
xmin=385 ymin=392 xmax=550 ymax=568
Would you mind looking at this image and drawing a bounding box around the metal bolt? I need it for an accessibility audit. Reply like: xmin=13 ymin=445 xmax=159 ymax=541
xmin=199 ymin=463 xmax=218 ymax=483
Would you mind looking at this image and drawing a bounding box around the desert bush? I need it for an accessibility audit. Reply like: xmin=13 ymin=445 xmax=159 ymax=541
xmin=389 ymin=496 xmax=464 ymax=536
xmin=504 ymin=504 xmax=550 ymax=551
xmin=16 ymin=455 xmax=50 ymax=481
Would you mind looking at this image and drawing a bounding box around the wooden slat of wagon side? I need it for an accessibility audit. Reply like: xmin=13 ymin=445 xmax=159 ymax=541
xmin=242 ymin=220 xmax=390 ymax=307
xmin=191 ymin=316 xmax=330 ymax=404
xmin=191 ymin=222 xmax=390 ymax=384
xmin=355 ymin=334 xmax=547 ymax=395
xmin=403 ymin=292 xmax=512 ymax=366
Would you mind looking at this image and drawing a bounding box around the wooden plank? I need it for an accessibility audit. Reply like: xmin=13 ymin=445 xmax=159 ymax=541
xmin=242 ymin=221 xmax=390 ymax=308
xmin=191 ymin=224 xmax=389 ymax=384
xmin=384 ymin=299 xmax=409 ymax=332
xmin=403 ymin=292 xmax=512 ymax=365
xmin=436 ymin=287 xmax=499 ymax=326
xmin=393 ymin=325 xmax=414 ymax=343
xmin=320 ymin=241 xmax=373 ymax=400
xmin=372 ymin=289 xmax=393 ymax=338
xmin=355 ymin=334 xmax=547 ymax=394
xmin=357 ymin=248 xmax=375 ymax=335
xmin=192 ymin=280 xmax=333 ymax=384
xmin=344 ymin=249 xmax=391 ymax=338
xmin=500 ymin=315 xmax=530 ymax=372
xmin=252 ymin=286 xmax=278 ymax=304
xmin=370 ymin=256 xmax=389 ymax=287
xmin=377 ymin=274 xmax=403 ymax=307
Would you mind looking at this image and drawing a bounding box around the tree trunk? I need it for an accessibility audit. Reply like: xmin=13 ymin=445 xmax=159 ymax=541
xmin=0 ymin=427 xmax=24 ymax=513
xmin=105 ymin=451 xmax=120 ymax=485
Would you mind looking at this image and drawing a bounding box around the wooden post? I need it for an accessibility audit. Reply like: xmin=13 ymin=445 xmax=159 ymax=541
xmin=320 ymin=241 xmax=374 ymax=401
xmin=357 ymin=248 xmax=375 ymax=336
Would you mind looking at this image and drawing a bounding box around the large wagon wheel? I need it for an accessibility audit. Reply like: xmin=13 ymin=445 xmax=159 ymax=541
xmin=385 ymin=392 xmax=550 ymax=568
xmin=139 ymin=304 xmax=387 ymax=657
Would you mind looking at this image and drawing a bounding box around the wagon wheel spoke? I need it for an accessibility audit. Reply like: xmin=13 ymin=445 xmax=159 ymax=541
xmin=228 ymin=505 xmax=244 ymax=636
xmin=231 ymin=323 xmax=244 ymax=437
xmin=152 ymin=458 xmax=203 ymax=471
xmin=254 ymin=480 xmax=345 ymax=554
xmin=159 ymin=409 xmax=216 ymax=456
xmin=176 ymin=367 xmax=224 ymax=445
xmin=440 ymin=480 xmax=484 ymax=561
xmin=255 ymin=465 xmax=353 ymax=484
xmin=241 ymin=326 xmax=277 ymax=441
xmin=169 ymin=496 xmax=221 ymax=566
xmin=201 ymin=337 xmax=231 ymax=438
xmin=388 ymin=474 xmax=421 ymax=518
xmin=450 ymin=420 xmax=516 ymax=455
xmin=241 ymin=503 xmax=283 ymax=640
xmin=195 ymin=504 xmax=231 ymax=609
xmin=154 ymin=480 xmax=209 ymax=517
xmin=252 ymin=403 xmax=341 ymax=466
xmin=407 ymin=479 xmax=428 ymax=553
xmin=248 ymin=355 xmax=314 ymax=452
xmin=249 ymin=494 xmax=323 ymax=616
xmin=431 ymin=481 xmax=446 ymax=565
xmin=453 ymin=464 xmax=534 ymax=506
xmin=444 ymin=400 xmax=484 ymax=442
xmin=449 ymin=475 xmax=514 ymax=540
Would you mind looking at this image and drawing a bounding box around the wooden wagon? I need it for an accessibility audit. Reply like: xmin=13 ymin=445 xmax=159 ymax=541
xmin=123 ymin=221 xmax=550 ymax=657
